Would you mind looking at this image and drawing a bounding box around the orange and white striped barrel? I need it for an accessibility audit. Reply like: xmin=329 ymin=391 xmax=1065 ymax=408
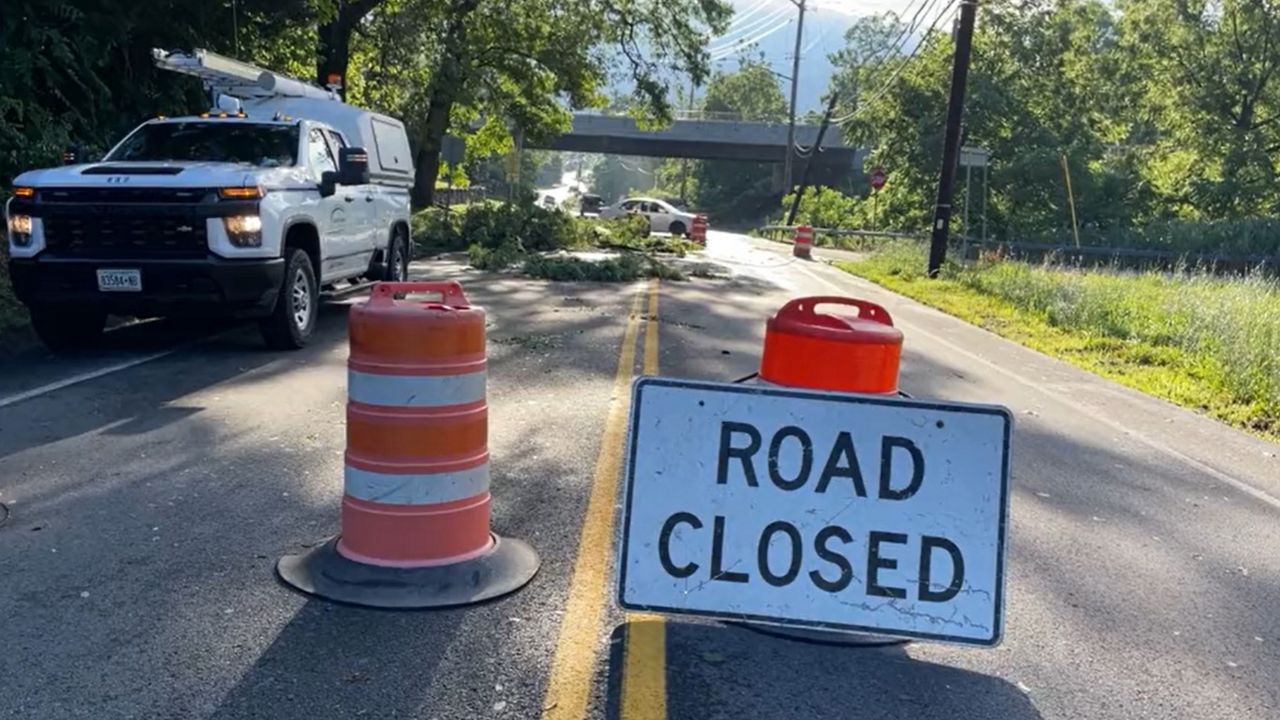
xmin=793 ymin=224 xmax=814 ymax=259
xmin=691 ymin=214 xmax=708 ymax=245
xmin=340 ymin=280 xmax=492 ymax=567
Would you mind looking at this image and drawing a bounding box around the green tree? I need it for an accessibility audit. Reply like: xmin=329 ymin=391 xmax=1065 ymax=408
xmin=1118 ymin=0 xmax=1280 ymax=218
xmin=405 ymin=0 xmax=733 ymax=207
xmin=0 ymin=0 xmax=310 ymax=188
xmin=688 ymin=57 xmax=787 ymax=216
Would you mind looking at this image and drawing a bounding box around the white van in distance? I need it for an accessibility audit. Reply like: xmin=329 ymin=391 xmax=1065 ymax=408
xmin=5 ymin=49 xmax=415 ymax=350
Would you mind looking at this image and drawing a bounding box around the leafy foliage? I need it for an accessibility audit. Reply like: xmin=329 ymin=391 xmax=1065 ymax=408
xmin=808 ymin=0 xmax=1280 ymax=252
xmin=843 ymin=243 xmax=1280 ymax=438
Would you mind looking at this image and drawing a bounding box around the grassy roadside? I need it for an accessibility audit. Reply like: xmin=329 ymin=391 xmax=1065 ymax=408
xmin=837 ymin=245 xmax=1280 ymax=441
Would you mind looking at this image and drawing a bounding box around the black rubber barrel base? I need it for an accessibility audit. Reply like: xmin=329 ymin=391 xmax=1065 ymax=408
xmin=734 ymin=622 xmax=910 ymax=648
xmin=276 ymin=535 xmax=539 ymax=609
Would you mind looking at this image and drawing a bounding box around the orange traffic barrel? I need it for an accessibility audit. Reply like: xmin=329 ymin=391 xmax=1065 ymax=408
xmin=691 ymin=214 xmax=708 ymax=245
xmin=277 ymin=281 xmax=539 ymax=609
xmin=792 ymin=225 xmax=813 ymax=259
xmin=760 ymin=296 xmax=902 ymax=394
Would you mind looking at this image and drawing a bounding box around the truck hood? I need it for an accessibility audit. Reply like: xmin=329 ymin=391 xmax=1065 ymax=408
xmin=14 ymin=162 xmax=286 ymax=188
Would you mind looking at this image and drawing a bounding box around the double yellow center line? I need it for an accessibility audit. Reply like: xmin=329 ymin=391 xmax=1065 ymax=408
xmin=541 ymin=279 xmax=666 ymax=720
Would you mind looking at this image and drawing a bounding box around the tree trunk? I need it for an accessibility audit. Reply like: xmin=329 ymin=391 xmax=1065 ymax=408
xmin=410 ymin=4 xmax=478 ymax=209
xmin=315 ymin=0 xmax=385 ymax=100
xmin=316 ymin=19 xmax=352 ymax=99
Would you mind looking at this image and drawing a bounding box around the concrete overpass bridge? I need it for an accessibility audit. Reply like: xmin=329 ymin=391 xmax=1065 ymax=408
xmin=526 ymin=112 xmax=863 ymax=183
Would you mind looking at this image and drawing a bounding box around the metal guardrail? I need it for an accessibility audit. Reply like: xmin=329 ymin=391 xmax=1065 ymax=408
xmin=960 ymin=238 xmax=1278 ymax=267
xmin=757 ymin=225 xmax=925 ymax=241
xmin=758 ymin=225 xmax=1278 ymax=269
xmin=433 ymin=186 xmax=489 ymax=208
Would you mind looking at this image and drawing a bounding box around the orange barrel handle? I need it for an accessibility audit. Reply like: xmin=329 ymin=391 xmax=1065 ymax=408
xmin=774 ymin=296 xmax=894 ymax=327
xmin=760 ymin=295 xmax=902 ymax=394
xmin=370 ymin=280 xmax=469 ymax=307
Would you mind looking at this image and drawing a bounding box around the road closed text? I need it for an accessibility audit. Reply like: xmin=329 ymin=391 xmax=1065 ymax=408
xmin=619 ymin=378 xmax=1011 ymax=645
xmin=653 ymin=421 xmax=966 ymax=602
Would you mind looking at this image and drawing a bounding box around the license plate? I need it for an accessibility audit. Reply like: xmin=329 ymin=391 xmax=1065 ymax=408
xmin=97 ymin=269 xmax=142 ymax=292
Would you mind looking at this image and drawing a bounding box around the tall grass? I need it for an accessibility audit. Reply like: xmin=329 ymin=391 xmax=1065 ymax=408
xmin=851 ymin=243 xmax=1280 ymax=433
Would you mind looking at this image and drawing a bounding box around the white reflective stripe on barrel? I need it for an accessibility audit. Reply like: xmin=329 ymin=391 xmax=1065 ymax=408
xmin=348 ymin=369 xmax=486 ymax=408
xmin=344 ymin=463 xmax=491 ymax=505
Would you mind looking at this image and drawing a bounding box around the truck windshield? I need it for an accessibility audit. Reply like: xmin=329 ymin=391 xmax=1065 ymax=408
xmin=106 ymin=122 xmax=299 ymax=167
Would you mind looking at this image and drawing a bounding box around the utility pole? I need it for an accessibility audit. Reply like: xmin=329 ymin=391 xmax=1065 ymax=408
xmin=786 ymin=92 xmax=839 ymax=226
xmin=926 ymin=0 xmax=978 ymax=277
xmin=782 ymin=0 xmax=806 ymax=195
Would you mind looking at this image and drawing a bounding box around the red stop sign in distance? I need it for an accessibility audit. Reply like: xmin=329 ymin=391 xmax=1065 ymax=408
xmin=870 ymin=168 xmax=887 ymax=190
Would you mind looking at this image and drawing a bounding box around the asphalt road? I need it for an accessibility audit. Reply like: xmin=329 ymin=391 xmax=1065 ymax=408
xmin=1 ymin=231 xmax=1277 ymax=719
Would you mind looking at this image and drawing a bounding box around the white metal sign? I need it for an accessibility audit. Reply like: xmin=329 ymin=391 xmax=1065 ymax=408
xmin=959 ymin=146 xmax=991 ymax=168
xmin=617 ymin=378 xmax=1012 ymax=646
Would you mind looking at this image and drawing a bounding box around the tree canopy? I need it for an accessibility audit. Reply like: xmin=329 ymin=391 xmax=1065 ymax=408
xmin=0 ymin=0 xmax=732 ymax=207
xmin=814 ymin=0 xmax=1280 ymax=244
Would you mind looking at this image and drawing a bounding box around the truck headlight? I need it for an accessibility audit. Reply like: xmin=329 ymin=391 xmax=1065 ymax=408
xmin=7 ymin=214 xmax=33 ymax=247
xmin=223 ymin=215 xmax=262 ymax=247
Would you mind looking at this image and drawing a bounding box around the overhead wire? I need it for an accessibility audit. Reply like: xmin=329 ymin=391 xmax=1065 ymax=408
xmin=709 ymin=15 xmax=796 ymax=59
xmin=707 ymin=7 xmax=793 ymax=54
xmin=721 ymin=0 xmax=775 ymax=32
xmin=827 ymin=0 xmax=958 ymax=125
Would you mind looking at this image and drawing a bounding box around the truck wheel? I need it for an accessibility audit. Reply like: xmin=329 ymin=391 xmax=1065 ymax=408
xmin=376 ymin=230 xmax=410 ymax=282
xmin=29 ymin=305 xmax=107 ymax=353
xmin=259 ymin=248 xmax=318 ymax=350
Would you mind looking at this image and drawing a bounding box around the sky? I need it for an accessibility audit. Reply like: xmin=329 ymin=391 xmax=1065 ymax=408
xmin=707 ymin=0 xmax=955 ymax=112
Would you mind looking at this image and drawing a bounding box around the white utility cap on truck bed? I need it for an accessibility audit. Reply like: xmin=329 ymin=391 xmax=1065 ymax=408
xmin=152 ymin=48 xmax=413 ymax=188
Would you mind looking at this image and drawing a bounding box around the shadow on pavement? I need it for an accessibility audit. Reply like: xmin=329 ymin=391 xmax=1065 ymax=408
xmin=606 ymin=618 xmax=1044 ymax=720
xmin=207 ymin=598 xmax=463 ymax=720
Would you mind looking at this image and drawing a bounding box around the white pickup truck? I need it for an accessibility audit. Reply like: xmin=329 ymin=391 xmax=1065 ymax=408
xmin=4 ymin=49 xmax=414 ymax=351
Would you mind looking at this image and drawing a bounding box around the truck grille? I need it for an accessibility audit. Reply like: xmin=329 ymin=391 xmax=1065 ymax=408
xmin=43 ymin=215 xmax=208 ymax=259
xmin=41 ymin=187 xmax=210 ymax=203
xmin=38 ymin=187 xmax=213 ymax=259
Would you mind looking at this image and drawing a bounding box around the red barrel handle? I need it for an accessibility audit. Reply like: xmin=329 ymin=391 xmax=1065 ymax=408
xmin=775 ymin=296 xmax=894 ymax=326
xmin=370 ymin=281 xmax=469 ymax=307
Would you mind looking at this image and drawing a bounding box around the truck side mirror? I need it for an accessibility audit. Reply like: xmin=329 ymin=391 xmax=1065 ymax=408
xmin=338 ymin=147 xmax=371 ymax=185
xmin=63 ymin=145 xmax=80 ymax=165
xmin=319 ymin=171 xmax=338 ymax=197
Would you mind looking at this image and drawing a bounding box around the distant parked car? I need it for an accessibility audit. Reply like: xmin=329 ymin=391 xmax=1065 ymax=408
xmin=599 ymin=197 xmax=697 ymax=236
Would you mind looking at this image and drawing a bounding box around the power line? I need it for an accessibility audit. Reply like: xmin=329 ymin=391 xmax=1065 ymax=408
xmin=710 ymin=16 xmax=795 ymax=59
xmin=708 ymin=7 xmax=793 ymax=54
xmin=828 ymin=0 xmax=958 ymax=124
xmin=721 ymin=0 xmax=775 ymax=32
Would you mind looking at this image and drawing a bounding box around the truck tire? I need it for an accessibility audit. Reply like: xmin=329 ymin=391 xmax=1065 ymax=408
xmin=259 ymin=248 xmax=318 ymax=350
xmin=374 ymin=229 xmax=410 ymax=282
xmin=29 ymin=305 xmax=107 ymax=353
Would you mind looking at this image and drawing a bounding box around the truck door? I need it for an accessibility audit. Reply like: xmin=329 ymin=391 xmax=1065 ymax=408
xmin=324 ymin=129 xmax=378 ymax=266
xmin=305 ymin=127 xmax=362 ymax=281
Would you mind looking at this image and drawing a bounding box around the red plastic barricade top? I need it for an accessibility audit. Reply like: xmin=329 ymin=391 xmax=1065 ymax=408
xmin=759 ymin=296 xmax=903 ymax=394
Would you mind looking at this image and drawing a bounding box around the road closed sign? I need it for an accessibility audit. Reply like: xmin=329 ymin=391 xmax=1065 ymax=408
xmin=617 ymin=377 xmax=1012 ymax=646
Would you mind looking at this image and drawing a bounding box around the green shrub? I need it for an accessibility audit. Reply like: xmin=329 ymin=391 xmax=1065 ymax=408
xmin=411 ymin=207 xmax=464 ymax=254
xmin=467 ymin=240 xmax=525 ymax=270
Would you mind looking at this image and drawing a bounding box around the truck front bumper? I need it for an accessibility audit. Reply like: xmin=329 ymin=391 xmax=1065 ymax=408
xmin=9 ymin=255 xmax=285 ymax=318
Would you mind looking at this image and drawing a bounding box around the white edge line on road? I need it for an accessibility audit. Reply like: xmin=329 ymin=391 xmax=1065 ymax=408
xmin=0 ymin=335 xmax=211 ymax=409
xmin=0 ymin=348 xmax=185 ymax=410
xmin=789 ymin=257 xmax=1280 ymax=513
